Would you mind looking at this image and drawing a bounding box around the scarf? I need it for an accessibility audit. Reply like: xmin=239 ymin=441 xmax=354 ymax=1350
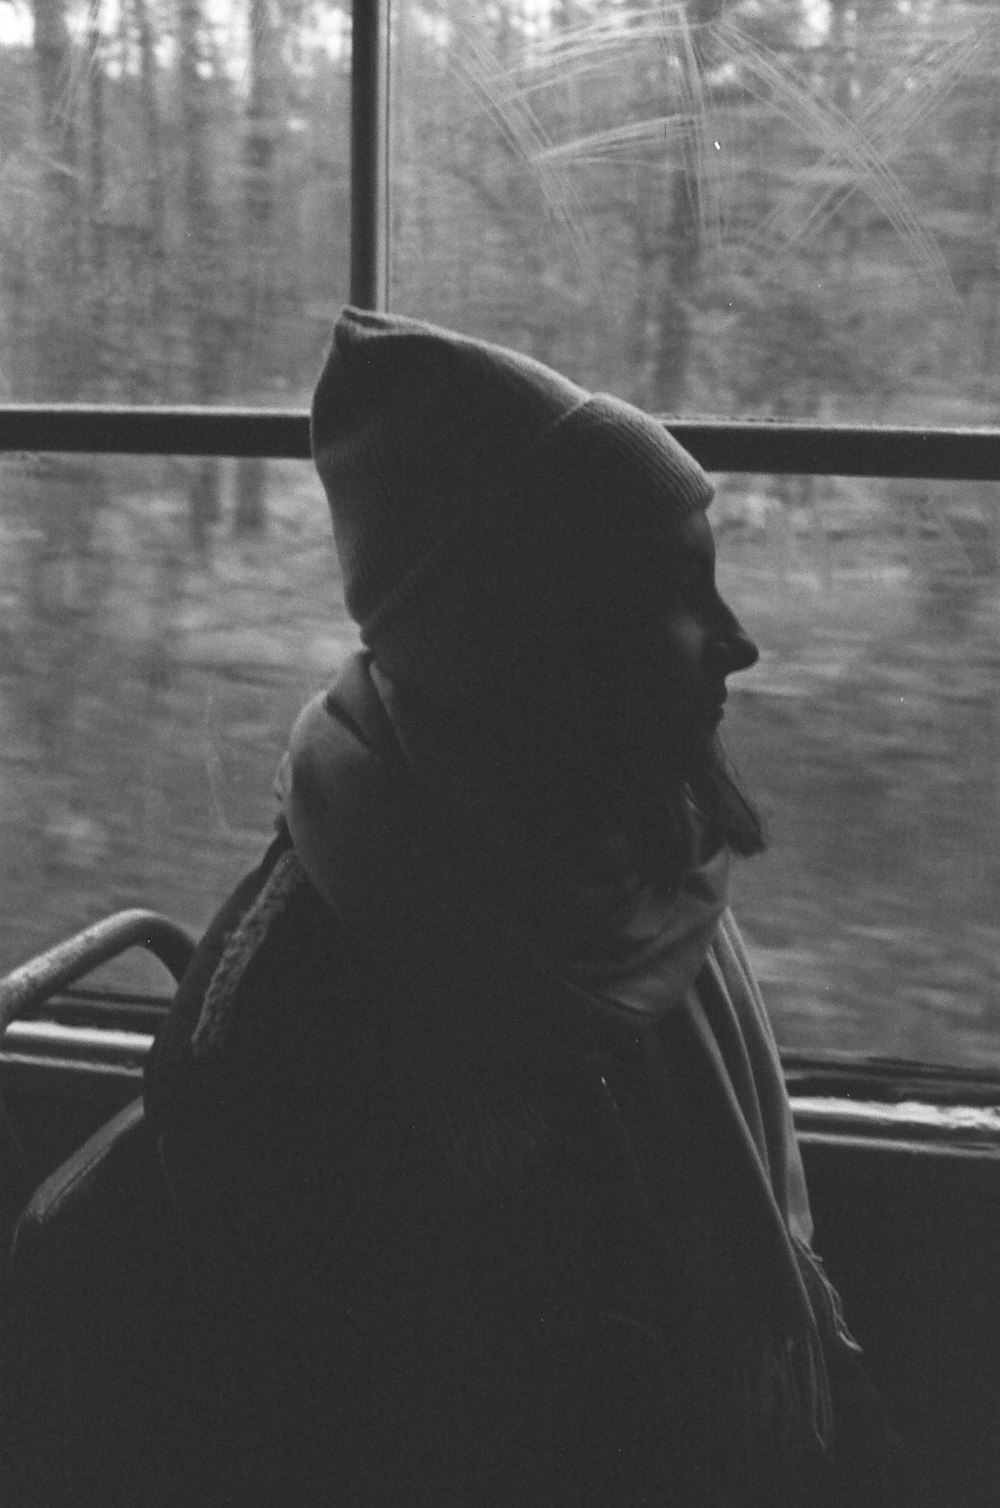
xmin=274 ymin=652 xmax=857 ymax=1489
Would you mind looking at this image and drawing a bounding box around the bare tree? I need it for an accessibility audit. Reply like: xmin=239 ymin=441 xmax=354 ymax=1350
xmin=86 ymin=0 xmax=112 ymax=391
xmin=177 ymin=0 xmax=227 ymax=548
xmin=129 ymin=0 xmax=171 ymax=395
xmin=235 ymin=0 xmax=281 ymax=535
xmin=31 ymin=0 xmax=83 ymax=399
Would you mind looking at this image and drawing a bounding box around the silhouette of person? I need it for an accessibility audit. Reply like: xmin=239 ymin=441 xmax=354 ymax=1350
xmin=145 ymin=307 xmax=911 ymax=1507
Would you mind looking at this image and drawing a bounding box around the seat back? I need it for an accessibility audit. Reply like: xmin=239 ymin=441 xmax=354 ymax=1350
xmin=1 ymin=1099 xmax=220 ymax=1507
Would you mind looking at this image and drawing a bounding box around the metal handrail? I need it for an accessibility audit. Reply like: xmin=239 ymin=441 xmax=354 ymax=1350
xmin=2 ymin=1019 xmax=155 ymax=1066
xmin=0 ymin=910 xmax=195 ymax=1041
xmin=2 ymin=404 xmax=1000 ymax=478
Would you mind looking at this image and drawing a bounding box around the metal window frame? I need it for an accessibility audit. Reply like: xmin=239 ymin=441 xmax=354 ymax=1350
xmin=0 ymin=407 xmax=999 ymax=478
xmin=351 ymin=0 xmax=389 ymax=311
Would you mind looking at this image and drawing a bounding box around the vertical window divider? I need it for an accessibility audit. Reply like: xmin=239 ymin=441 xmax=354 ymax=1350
xmin=350 ymin=0 xmax=390 ymax=312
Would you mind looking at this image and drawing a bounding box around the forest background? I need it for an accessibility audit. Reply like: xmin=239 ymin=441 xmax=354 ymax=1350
xmin=1 ymin=0 xmax=998 ymax=1069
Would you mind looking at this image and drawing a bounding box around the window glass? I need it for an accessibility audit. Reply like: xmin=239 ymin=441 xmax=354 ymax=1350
xmin=3 ymin=0 xmax=999 ymax=1078
xmin=390 ymin=0 xmax=999 ymax=428
xmin=1 ymin=1 xmax=352 ymax=977
xmin=0 ymin=0 xmax=350 ymax=406
xmin=391 ymin=0 xmax=1000 ymax=1070
xmin=0 ymin=453 xmax=357 ymax=981
xmin=718 ymin=474 xmax=1000 ymax=1070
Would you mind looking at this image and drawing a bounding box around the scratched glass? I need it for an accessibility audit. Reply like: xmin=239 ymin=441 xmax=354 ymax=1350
xmin=389 ymin=1 xmax=1000 ymax=1068
xmin=3 ymin=1 xmax=1000 ymax=1071
xmin=390 ymin=0 xmax=998 ymax=430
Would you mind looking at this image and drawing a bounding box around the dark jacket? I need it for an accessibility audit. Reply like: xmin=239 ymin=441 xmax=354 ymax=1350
xmin=144 ymin=825 xmax=910 ymax=1508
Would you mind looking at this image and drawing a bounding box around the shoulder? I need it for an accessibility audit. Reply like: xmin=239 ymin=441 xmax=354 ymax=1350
xmin=144 ymin=822 xmax=383 ymax=1136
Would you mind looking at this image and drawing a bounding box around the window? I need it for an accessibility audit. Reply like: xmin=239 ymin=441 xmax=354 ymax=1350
xmin=2 ymin=0 xmax=998 ymax=1073
xmin=0 ymin=0 xmax=351 ymax=408
xmin=0 ymin=0 xmax=354 ymax=977
xmin=718 ymin=474 xmax=1000 ymax=1070
xmin=389 ymin=0 xmax=1000 ymax=1070
xmin=390 ymin=1 xmax=999 ymax=427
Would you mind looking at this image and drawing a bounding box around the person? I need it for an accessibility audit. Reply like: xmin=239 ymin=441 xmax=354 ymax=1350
xmin=143 ymin=307 xmax=910 ymax=1506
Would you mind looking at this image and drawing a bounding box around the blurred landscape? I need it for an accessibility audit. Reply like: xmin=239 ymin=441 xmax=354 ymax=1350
xmin=1 ymin=0 xmax=999 ymax=1068
xmin=2 ymin=455 xmax=997 ymax=1070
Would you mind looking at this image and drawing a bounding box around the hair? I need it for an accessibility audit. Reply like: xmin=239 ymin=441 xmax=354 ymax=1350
xmin=611 ymin=721 xmax=767 ymax=885
xmin=687 ymin=734 xmax=768 ymax=859
xmin=413 ymin=607 xmax=768 ymax=880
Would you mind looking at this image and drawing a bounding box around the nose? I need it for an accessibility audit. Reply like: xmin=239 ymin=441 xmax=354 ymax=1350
xmin=727 ymin=621 xmax=759 ymax=674
xmin=714 ymin=606 xmax=759 ymax=677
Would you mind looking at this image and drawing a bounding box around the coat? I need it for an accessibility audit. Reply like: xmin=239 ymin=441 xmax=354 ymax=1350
xmin=143 ymin=823 xmax=913 ymax=1508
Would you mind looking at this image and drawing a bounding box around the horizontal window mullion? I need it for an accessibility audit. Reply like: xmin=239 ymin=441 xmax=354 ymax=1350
xmin=676 ymin=421 xmax=1000 ymax=482
xmin=1 ymin=407 xmax=1000 ymax=480
xmin=0 ymin=407 xmax=311 ymax=460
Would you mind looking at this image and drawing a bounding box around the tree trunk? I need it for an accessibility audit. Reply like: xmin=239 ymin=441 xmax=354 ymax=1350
xmin=977 ymin=91 xmax=1000 ymax=385
xmin=235 ymin=0 xmax=281 ymax=536
xmin=31 ymin=0 xmax=83 ymax=399
xmin=177 ymin=0 xmax=225 ymax=549
xmin=27 ymin=0 xmax=108 ymax=809
xmin=649 ymin=0 xmax=726 ymax=412
xmin=87 ymin=0 xmax=110 ymax=393
xmin=132 ymin=0 xmax=170 ymax=396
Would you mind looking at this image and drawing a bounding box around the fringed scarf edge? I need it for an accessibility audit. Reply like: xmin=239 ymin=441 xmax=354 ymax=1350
xmin=191 ymin=847 xmax=308 ymax=1062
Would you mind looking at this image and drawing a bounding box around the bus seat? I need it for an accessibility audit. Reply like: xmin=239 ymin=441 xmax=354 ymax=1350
xmin=0 ymin=1097 xmax=221 ymax=1507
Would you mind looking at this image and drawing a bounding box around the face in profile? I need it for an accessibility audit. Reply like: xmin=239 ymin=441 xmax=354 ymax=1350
xmin=436 ymin=508 xmax=762 ymax=870
xmin=626 ymin=511 xmax=758 ymax=765
xmin=615 ymin=509 xmax=762 ymax=865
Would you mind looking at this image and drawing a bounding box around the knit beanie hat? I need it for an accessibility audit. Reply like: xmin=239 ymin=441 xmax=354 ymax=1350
xmin=312 ymin=306 xmax=713 ymax=704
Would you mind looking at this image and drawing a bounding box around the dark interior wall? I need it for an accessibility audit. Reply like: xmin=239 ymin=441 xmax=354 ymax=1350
xmin=3 ymin=1068 xmax=999 ymax=1507
xmin=802 ymin=1133 xmax=1000 ymax=1508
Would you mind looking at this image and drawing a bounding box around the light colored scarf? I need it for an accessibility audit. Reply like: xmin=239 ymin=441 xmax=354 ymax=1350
xmin=276 ymin=652 xmax=857 ymax=1484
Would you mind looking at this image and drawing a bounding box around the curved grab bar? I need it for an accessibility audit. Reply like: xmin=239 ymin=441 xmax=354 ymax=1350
xmin=0 ymin=910 xmax=195 ymax=1040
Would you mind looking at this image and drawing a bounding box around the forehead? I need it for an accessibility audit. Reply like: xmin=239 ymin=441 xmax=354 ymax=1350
xmin=677 ymin=508 xmax=714 ymax=548
xmin=649 ymin=509 xmax=716 ymax=572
